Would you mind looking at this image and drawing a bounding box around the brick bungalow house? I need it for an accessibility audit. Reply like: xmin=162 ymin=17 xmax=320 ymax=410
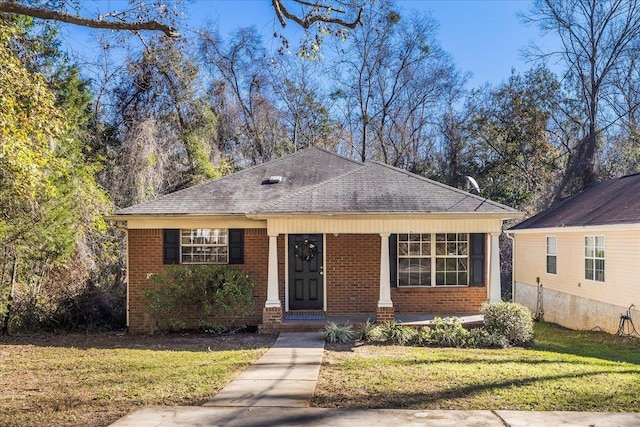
xmin=108 ymin=147 xmax=522 ymax=333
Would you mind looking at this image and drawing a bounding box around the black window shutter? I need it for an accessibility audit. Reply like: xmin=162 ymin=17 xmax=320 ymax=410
xmin=163 ymin=229 xmax=180 ymax=265
xmin=389 ymin=234 xmax=397 ymax=287
xmin=228 ymin=229 xmax=244 ymax=264
xmin=469 ymin=233 xmax=485 ymax=286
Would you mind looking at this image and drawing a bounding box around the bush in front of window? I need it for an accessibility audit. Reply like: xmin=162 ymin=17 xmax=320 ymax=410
xmin=144 ymin=265 xmax=254 ymax=333
xmin=482 ymin=301 xmax=534 ymax=347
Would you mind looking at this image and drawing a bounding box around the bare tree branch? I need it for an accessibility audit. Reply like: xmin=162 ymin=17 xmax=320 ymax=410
xmin=0 ymin=1 xmax=180 ymax=37
xmin=271 ymin=0 xmax=362 ymax=29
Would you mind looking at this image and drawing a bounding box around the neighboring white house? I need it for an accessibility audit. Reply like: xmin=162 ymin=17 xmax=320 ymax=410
xmin=509 ymin=173 xmax=640 ymax=334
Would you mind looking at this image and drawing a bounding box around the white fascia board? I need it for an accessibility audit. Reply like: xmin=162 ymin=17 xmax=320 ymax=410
xmin=508 ymin=223 xmax=640 ymax=235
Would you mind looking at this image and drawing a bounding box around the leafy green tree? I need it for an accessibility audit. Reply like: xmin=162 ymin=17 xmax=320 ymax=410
xmin=466 ymin=67 xmax=562 ymax=213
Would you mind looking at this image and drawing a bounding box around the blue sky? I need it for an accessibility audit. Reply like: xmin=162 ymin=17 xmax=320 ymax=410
xmin=187 ymin=0 xmax=560 ymax=88
xmin=60 ymin=1 xmax=560 ymax=89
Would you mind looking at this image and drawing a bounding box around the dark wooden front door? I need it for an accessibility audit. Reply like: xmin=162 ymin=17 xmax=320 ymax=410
xmin=288 ymin=234 xmax=323 ymax=310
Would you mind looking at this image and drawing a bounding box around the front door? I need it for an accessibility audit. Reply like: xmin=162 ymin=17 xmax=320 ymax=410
xmin=288 ymin=234 xmax=323 ymax=310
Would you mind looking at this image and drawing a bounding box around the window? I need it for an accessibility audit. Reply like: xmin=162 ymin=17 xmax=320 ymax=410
xmin=180 ymin=228 xmax=228 ymax=264
xmin=546 ymin=236 xmax=557 ymax=274
xmin=435 ymin=233 xmax=468 ymax=286
xmin=585 ymin=235 xmax=605 ymax=282
xmin=398 ymin=233 xmax=468 ymax=287
xmin=398 ymin=233 xmax=431 ymax=286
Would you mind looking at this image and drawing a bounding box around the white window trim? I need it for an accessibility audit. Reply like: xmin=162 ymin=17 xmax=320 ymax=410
xmin=546 ymin=235 xmax=557 ymax=275
xmin=180 ymin=228 xmax=229 ymax=264
xmin=584 ymin=235 xmax=605 ymax=282
xmin=397 ymin=233 xmax=469 ymax=288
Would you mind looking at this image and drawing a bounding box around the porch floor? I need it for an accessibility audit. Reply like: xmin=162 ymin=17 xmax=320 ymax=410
xmin=264 ymin=313 xmax=484 ymax=332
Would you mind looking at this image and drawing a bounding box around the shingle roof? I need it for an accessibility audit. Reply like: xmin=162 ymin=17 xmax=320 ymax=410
xmin=256 ymin=162 xmax=518 ymax=214
xmin=115 ymin=147 xmax=361 ymax=215
xmin=115 ymin=147 xmax=520 ymax=216
xmin=510 ymin=173 xmax=640 ymax=230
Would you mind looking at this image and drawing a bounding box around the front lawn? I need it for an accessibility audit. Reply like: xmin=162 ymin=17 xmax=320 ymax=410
xmin=0 ymin=332 xmax=276 ymax=427
xmin=313 ymin=322 xmax=640 ymax=411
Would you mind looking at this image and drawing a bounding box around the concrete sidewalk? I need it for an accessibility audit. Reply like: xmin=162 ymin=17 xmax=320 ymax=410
xmin=111 ymin=406 xmax=640 ymax=426
xmin=111 ymin=332 xmax=640 ymax=426
xmin=203 ymin=332 xmax=325 ymax=407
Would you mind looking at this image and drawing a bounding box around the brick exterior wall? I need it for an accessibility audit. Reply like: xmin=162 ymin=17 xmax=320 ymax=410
xmin=127 ymin=228 xmax=280 ymax=333
xmin=325 ymin=234 xmax=380 ymax=314
xmin=324 ymin=233 xmax=487 ymax=316
xmin=127 ymin=229 xmax=486 ymax=333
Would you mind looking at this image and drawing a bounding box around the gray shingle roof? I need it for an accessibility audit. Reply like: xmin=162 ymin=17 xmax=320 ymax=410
xmin=115 ymin=147 xmax=520 ymax=216
xmin=510 ymin=173 xmax=640 ymax=230
xmin=115 ymin=147 xmax=361 ymax=215
xmin=256 ymin=161 xmax=519 ymax=214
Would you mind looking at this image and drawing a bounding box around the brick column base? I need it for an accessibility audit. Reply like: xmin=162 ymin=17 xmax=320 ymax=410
xmin=262 ymin=306 xmax=283 ymax=325
xmin=376 ymin=306 xmax=395 ymax=323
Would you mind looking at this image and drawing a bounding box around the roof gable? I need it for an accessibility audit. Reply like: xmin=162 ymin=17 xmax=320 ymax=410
xmin=511 ymin=173 xmax=640 ymax=230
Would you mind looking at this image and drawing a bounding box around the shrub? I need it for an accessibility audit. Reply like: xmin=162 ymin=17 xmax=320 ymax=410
xmin=358 ymin=318 xmax=378 ymax=342
xmin=377 ymin=321 xmax=418 ymax=345
xmin=144 ymin=264 xmax=254 ymax=332
xmin=466 ymin=327 xmax=509 ymax=348
xmin=324 ymin=322 xmax=356 ymax=343
xmin=482 ymin=301 xmax=534 ymax=347
xmin=421 ymin=317 xmax=470 ymax=347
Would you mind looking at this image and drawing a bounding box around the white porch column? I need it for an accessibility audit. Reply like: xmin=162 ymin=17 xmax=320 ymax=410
xmin=265 ymin=233 xmax=281 ymax=308
xmin=489 ymin=232 xmax=502 ymax=303
xmin=378 ymin=233 xmax=393 ymax=308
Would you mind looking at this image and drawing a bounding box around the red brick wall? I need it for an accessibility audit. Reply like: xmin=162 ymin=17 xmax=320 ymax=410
xmin=325 ymin=234 xmax=380 ymax=314
xmin=324 ymin=233 xmax=487 ymax=316
xmin=127 ymin=230 xmax=486 ymax=332
xmin=127 ymin=228 xmax=278 ymax=333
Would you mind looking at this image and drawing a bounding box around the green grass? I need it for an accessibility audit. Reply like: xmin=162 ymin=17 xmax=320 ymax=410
xmin=0 ymin=333 xmax=275 ymax=427
xmin=313 ymin=322 xmax=640 ymax=411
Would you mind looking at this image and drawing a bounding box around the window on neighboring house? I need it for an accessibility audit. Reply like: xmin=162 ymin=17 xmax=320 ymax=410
xmin=585 ymin=235 xmax=605 ymax=282
xmin=398 ymin=233 xmax=468 ymax=287
xmin=180 ymin=228 xmax=228 ymax=264
xmin=546 ymin=236 xmax=557 ymax=274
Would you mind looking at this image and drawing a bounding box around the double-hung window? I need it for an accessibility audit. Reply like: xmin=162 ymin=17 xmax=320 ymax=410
xmin=398 ymin=233 xmax=468 ymax=287
xmin=585 ymin=235 xmax=605 ymax=282
xmin=546 ymin=236 xmax=557 ymax=274
xmin=180 ymin=228 xmax=228 ymax=264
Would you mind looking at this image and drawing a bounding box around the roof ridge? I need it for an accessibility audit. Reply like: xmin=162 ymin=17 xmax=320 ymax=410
xmin=308 ymin=146 xmax=364 ymax=166
xmin=253 ymin=163 xmax=368 ymax=213
xmin=368 ymin=161 xmax=520 ymax=213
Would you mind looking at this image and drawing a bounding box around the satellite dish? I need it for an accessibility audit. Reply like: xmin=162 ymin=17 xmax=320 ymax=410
xmin=465 ymin=176 xmax=480 ymax=193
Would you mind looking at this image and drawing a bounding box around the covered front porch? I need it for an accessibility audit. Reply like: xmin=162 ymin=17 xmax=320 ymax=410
xmin=258 ymin=216 xmax=505 ymax=330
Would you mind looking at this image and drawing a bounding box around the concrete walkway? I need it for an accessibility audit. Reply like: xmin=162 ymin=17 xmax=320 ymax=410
xmin=204 ymin=332 xmax=325 ymax=407
xmin=111 ymin=332 xmax=640 ymax=426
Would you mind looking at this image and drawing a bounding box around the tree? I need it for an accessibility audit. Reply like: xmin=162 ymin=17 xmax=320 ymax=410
xmin=200 ymin=27 xmax=290 ymax=166
xmin=0 ymin=20 xmax=113 ymax=332
xmin=331 ymin=0 xmax=464 ymax=170
xmin=525 ymin=0 xmax=640 ymax=199
xmin=465 ymin=67 xmax=562 ymax=212
xmin=269 ymin=57 xmax=339 ymax=150
xmin=0 ymin=1 xmax=364 ymax=49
